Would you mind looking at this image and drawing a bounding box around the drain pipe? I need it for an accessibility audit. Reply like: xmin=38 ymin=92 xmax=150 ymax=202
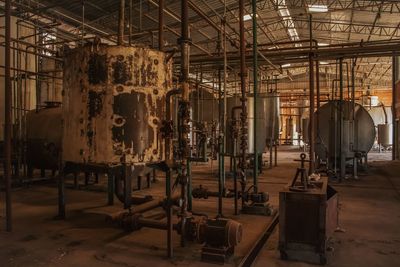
xmin=238 ymin=0 xmax=248 ymax=208
xmin=118 ymin=0 xmax=125 ymax=45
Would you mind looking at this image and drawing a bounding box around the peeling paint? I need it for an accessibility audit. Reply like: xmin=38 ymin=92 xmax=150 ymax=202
xmin=62 ymin=44 xmax=172 ymax=165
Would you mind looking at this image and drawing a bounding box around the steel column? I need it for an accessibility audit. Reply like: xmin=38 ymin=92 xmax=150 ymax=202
xmin=239 ymin=0 xmax=248 ymax=208
xmin=252 ymin=0 xmax=258 ymax=193
xmin=308 ymin=15 xmax=315 ymax=174
xmin=393 ymin=55 xmax=397 ymax=160
xmin=158 ymin=0 xmax=164 ymax=51
xmin=339 ymin=58 xmax=345 ymax=179
xmin=118 ymin=0 xmax=125 ymax=45
xmin=4 ymin=0 xmax=12 ymax=232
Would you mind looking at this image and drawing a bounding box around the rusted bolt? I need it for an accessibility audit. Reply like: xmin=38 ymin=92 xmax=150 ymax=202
xmin=115 ymin=118 xmax=124 ymax=125
xmin=116 ymin=85 xmax=124 ymax=92
xmin=153 ymin=89 xmax=158 ymax=95
xmin=154 ymin=59 xmax=159 ymax=65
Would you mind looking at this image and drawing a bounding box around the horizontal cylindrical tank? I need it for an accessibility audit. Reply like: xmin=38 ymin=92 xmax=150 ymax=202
xmin=62 ymin=44 xmax=172 ymax=165
xmin=314 ymin=100 xmax=375 ymax=160
xmin=26 ymin=102 xmax=62 ymax=170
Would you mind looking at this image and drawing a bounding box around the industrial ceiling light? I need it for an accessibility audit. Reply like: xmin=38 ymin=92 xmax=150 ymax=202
xmin=308 ymin=4 xmax=329 ymax=13
xmin=243 ymin=14 xmax=258 ymax=21
xmin=281 ymin=63 xmax=291 ymax=68
xmin=318 ymin=43 xmax=329 ymax=46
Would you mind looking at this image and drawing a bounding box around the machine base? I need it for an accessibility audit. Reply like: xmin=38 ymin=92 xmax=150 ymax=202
xmin=201 ymin=246 xmax=234 ymax=264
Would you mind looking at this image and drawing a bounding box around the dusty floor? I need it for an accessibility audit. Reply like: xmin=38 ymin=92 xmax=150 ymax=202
xmin=0 ymin=148 xmax=399 ymax=267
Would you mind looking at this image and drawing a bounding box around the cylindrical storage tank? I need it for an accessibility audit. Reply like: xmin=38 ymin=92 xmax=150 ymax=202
xmin=62 ymin=44 xmax=172 ymax=164
xmin=378 ymin=124 xmax=392 ymax=147
xmin=367 ymin=105 xmax=393 ymax=146
xmin=191 ymin=88 xmax=218 ymax=125
xmin=26 ymin=102 xmax=62 ymax=171
xmin=248 ymin=95 xmax=268 ymax=154
xmin=226 ymin=95 xmax=271 ymax=155
xmin=301 ymin=117 xmax=310 ymax=144
xmin=314 ymin=100 xmax=375 ymax=161
xmin=264 ymin=92 xmax=280 ymax=144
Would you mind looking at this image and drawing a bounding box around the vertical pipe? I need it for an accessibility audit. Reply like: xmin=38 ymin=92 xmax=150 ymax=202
xmin=239 ymin=0 xmax=248 ymax=207
xmin=180 ymin=0 xmax=190 ymax=249
xmin=393 ymin=55 xmax=397 ymax=160
xmin=351 ymin=58 xmax=358 ymax=178
xmin=252 ymin=0 xmax=258 ymax=193
xmin=129 ymin=0 xmax=132 ymax=45
xmin=158 ymin=0 xmax=164 ymax=51
xmin=166 ymin=170 xmax=173 ymax=258
xmin=118 ymin=0 xmax=125 ymax=45
xmin=339 ymin=58 xmax=345 ymax=180
xmin=4 ymin=0 xmax=12 ymax=232
xmin=308 ymin=14 xmax=315 ymax=174
xmin=218 ymin=65 xmax=223 ymax=216
xmin=81 ymin=0 xmax=85 ymax=45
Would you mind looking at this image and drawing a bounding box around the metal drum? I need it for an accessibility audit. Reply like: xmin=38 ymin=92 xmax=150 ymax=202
xmin=26 ymin=103 xmax=62 ymax=172
xmin=62 ymin=44 xmax=172 ymax=165
xmin=314 ymin=100 xmax=375 ymax=160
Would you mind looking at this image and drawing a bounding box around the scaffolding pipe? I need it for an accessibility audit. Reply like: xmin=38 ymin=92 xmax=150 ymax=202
xmin=4 ymin=0 xmax=12 ymax=232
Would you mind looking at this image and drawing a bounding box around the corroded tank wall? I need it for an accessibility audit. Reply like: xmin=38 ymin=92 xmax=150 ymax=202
xmin=314 ymin=101 xmax=375 ymax=160
xmin=26 ymin=103 xmax=62 ymax=170
xmin=62 ymin=44 xmax=172 ymax=164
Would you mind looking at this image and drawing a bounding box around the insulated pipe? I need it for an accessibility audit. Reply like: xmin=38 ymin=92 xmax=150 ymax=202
xmin=239 ymin=0 xmax=248 ymax=207
xmin=252 ymin=0 xmax=258 ymax=193
xmin=118 ymin=0 xmax=125 ymax=45
xmin=308 ymin=14 xmax=315 ymax=174
xmin=158 ymin=0 xmax=164 ymax=51
xmin=4 ymin=0 xmax=12 ymax=232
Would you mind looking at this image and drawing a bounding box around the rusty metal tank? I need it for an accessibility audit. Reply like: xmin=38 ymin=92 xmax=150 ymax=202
xmin=314 ymin=100 xmax=375 ymax=160
xmin=62 ymin=44 xmax=172 ymax=165
xmin=26 ymin=102 xmax=62 ymax=172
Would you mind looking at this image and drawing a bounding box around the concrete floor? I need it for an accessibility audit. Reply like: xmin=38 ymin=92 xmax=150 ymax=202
xmin=0 ymin=148 xmax=399 ymax=267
